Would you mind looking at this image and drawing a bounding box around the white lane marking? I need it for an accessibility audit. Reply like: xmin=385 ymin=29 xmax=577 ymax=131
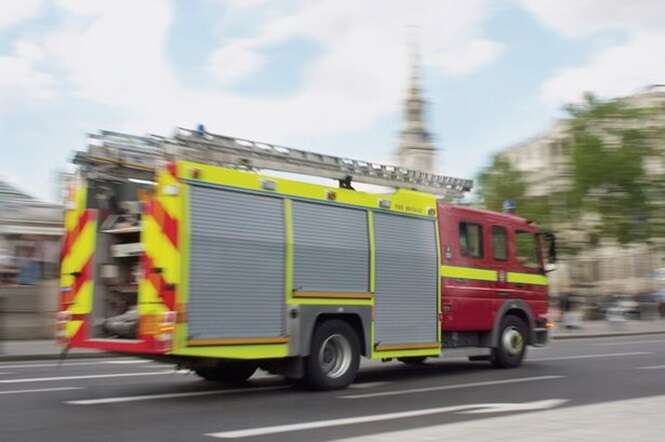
xmin=594 ymin=340 xmax=665 ymax=346
xmin=336 ymin=395 xmax=665 ymax=441
xmin=458 ymin=398 xmax=568 ymax=414
xmin=529 ymin=351 xmax=650 ymax=362
xmin=0 ymin=387 xmax=83 ymax=395
xmin=0 ymin=370 xmax=184 ymax=384
xmin=102 ymin=360 xmax=146 ymax=365
xmin=0 ymin=372 xmax=14 ymax=375
xmin=340 ymin=375 xmax=564 ymax=400
xmin=637 ymin=365 xmax=665 ymax=370
xmin=206 ymin=399 xmax=568 ymax=439
xmin=0 ymin=359 xmax=141 ymax=369
xmin=348 ymin=382 xmax=392 ymax=390
xmin=67 ymin=385 xmax=290 ymax=405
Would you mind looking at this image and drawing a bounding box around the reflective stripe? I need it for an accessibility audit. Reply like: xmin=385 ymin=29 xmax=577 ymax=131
xmin=507 ymin=272 xmax=548 ymax=286
xmin=440 ymin=265 xmax=497 ymax=282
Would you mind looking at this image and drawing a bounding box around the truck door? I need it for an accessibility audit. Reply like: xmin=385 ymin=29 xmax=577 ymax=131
xmin=439 ymin=207 xmax=496 ymax=331
xmin=507 ymin=228 xmax=548 ymax=318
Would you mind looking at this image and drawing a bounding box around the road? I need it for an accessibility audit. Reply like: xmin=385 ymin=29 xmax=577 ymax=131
xmin=1 ymin=335 xmax=665 ymax=441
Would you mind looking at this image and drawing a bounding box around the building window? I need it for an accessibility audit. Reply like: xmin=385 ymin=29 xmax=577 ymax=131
xmin=515 ymin=231 xmax=540 ymax=269
xmin=459 ymin=222 xmax=483 ymax=258
xmin=491 ymin=226 xmax=508 ymax=261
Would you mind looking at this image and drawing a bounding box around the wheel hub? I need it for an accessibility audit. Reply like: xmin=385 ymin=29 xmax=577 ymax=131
xmin=318 ymin=334 xmax=352 ymax=379
xmin=502 ymin=326 xmax=524 ymax=356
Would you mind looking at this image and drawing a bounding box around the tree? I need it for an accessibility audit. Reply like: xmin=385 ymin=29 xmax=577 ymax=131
xmin=564 ymin=94 xmax=656 ymax=245
xmin=476 ymin=92 xmax=664 ymax=252
xmin=476 ymin=156 xmax=552 ymax=226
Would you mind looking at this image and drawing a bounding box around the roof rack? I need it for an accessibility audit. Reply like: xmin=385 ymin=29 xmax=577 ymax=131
xmin=74 ymin=127 xmax=473 ymax=196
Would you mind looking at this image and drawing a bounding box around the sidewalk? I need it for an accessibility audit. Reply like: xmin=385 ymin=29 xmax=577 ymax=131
xmin=551 ymin=318 xmax=665 ymax=339
xmin=0 ymin=340 xmax=116 ymax=362
xmin=2 ymin=320 xmax=665 ymax=361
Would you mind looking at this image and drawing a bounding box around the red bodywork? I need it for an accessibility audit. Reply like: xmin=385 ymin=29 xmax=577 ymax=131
xmin=437 ymin=203 xmax=548 ymax=332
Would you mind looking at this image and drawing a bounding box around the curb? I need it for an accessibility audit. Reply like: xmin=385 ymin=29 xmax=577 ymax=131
xmin=552 ymin=330 xmax=665 ymax=340
xmin=0 ymin=351 xmax=121 ymax=363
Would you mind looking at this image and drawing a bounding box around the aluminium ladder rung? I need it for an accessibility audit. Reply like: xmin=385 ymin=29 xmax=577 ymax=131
xmin=76 ymin=128 xmax=473 ymax=196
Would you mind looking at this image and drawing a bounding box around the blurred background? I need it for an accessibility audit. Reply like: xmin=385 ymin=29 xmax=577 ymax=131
xmin=4 ymin=2 xmax=665 ymax=441
xmin=2 ymin=0 xmax=665 ymax=342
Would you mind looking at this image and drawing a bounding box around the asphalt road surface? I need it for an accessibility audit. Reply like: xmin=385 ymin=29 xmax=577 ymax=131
xmin=2 ymin=335 xmax=665 ymax=442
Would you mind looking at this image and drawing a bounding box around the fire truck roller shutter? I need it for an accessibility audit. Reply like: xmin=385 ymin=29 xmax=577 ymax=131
xmin=292 ymin=201 xmax=369 ymax=292
xmin=374 ymin=213 xmax=438 ymax=345
xmin=187 ymin=185 xmax=285 ymax=339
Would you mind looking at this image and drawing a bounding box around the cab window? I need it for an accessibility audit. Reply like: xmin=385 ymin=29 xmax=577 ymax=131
xmin=491 ymin=226 xmax=508 ymax=261
xmin=515 ymin=230 xmax=540 ymax=268
xmin=459 ymin=222 xmax=483 ymax=258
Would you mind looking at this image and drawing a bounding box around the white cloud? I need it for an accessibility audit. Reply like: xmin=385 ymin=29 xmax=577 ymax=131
xmin=0 ymin=0 xmax=44 ymax=30
xmin=520 ymin=0 xmax=665 ymax=38
xmin=431 ymin=38 xmax=504 ymax=76
xmin=541 ymin=31 xmax=665 ymax=104
xmin=44 ymin=0 xmax=175 ymax=108
xmin=7 ymin=0 xmax=501 ymax=150
xmin=0 ymin=46 xmax=55 ymax=108
xmin=12 ymin=40 xmax=44 ymax=62
xmin=202 ymin=0 xmax=502 ymax=141
xmin=208 ymin=39 xmax=266 ymax=84
xmin=522 ymin=0 xmax=665 ymax=105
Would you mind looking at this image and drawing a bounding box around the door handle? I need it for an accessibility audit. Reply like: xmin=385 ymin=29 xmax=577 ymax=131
xmin=498 ymin=291 xmax=510 ymax=296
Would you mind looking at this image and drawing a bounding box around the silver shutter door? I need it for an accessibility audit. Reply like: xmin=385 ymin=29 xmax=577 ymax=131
xmin=293 ymin=202 xmax=369 ymax=292
xmin=374 ymin=213 xmax=438 ymax=344
xmin=187 ymin=186 xmax=285 ymax=339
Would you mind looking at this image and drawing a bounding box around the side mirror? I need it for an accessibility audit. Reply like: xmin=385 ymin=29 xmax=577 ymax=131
xmin=544 ymin=232 xmax=557 ymax=264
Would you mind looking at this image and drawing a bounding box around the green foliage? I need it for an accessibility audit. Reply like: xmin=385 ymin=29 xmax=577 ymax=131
xmin=476 ymin=156 xmax=552 ymax=226
xmin=476 ymin=156 xmax=526 ymax=213
xmin=477 ymin=92 xmax=664 ymax=251
xmin=565 ymin=95 xmax=655 ymax=244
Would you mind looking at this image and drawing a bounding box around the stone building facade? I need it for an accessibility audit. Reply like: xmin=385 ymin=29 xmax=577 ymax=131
xmin=499 ymin=85 xmax=665 ymax=297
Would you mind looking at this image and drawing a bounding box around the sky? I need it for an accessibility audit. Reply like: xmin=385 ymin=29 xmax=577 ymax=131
xmin=2 ymin=0 xmax=665 ymax=201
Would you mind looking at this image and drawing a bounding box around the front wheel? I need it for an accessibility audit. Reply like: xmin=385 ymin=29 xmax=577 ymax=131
xmin=491 ymin=315 xmax=528 ymax=369
xmin=194 ymin=361 xmax=258 ymax=383
xmin=305 ymin=319 xmax=360 ymax=390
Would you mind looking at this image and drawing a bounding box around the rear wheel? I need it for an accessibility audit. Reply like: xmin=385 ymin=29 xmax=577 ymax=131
xmin=491 ymin=315 xmax=528 ymax=369
xmin=305 ymin=319 xmax=360 ymax=390
xmin=194 ymin=361 xmax=258 ymax=383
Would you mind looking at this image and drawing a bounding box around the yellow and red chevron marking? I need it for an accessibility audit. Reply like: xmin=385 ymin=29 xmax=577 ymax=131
xmin=139 ymin=164 xmax=181 ymax=336
xmin=59 ymin=184 xmax=96 ymax=341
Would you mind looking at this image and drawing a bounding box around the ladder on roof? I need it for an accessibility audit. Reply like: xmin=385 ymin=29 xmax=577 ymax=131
xmin=75 ymin=127 xmax=473 ymax=196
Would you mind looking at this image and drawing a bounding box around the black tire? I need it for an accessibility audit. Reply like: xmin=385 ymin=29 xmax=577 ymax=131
xmin=491 ymin=315 xmax=528 ymax=369
xmin=305 ymin=319 xmax=360 ymax=390
xmin=194 ymin=361 xmax=258 ymax=383
xmin=398 ymin=356 xmax=427 ymax=365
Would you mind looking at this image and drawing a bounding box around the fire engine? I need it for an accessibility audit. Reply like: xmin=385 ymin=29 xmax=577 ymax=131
xmin=57 ymin=127 xmax=554 ymax=390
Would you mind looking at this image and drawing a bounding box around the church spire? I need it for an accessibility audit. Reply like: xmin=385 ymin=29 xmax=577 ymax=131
xmin=396 ymin=35 xmax=437 ymax=173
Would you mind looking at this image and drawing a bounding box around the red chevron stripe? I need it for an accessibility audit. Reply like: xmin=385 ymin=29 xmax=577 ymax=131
xmin=142 ymin=252 xmax=176 ymax=310
xmin=166 ymin=161 xmax=179 ymax=179
xmin=60 ymin=210 xmax=95 ymax=261
xmin=151 ymin=199 xmax=178 ymax=249
xmin=61 ymin=256 xmax=93 ymax=309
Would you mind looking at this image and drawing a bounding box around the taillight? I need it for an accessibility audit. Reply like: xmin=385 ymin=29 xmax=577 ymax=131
xmin=155 ymin=311 xmax=176 ymax=351
xmin=56 ymin=311 xmax=72 ymax=341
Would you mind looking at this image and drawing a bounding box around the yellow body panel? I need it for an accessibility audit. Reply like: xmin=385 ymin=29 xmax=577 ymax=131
xmin=175 ymin=160 xmax=438 ymax=217
xmin=169 ymin=160 xmax=441 ymax=359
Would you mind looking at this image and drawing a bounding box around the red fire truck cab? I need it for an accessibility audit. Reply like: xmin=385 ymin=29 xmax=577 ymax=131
xmin=438 ymin=204 xmax=551 ymax=367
